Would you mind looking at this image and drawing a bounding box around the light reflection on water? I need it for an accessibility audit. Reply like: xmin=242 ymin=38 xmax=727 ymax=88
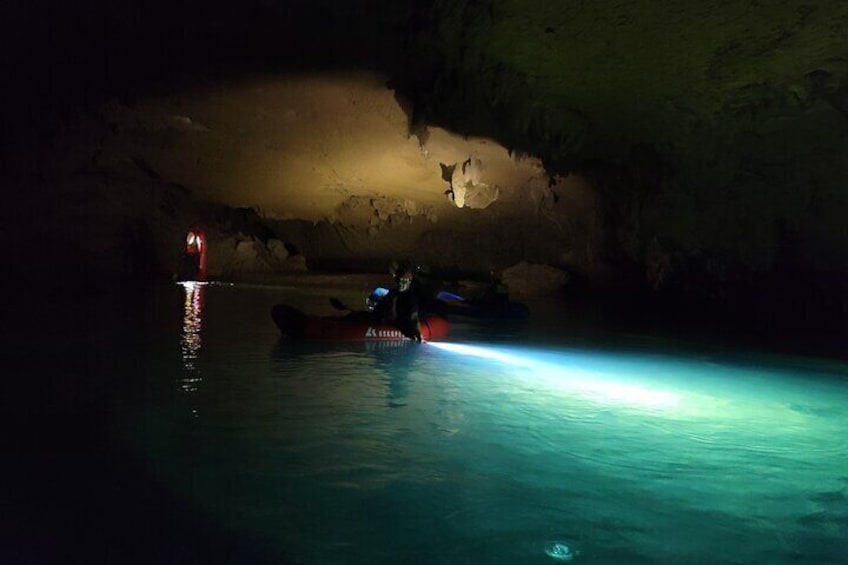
xmin=137 ymin=283 xmax=848 ymax=564
xmin=179 ymin=281 xmax=205 ymax=393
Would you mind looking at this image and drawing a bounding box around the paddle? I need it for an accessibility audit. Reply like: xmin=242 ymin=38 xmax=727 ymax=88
xmin=436 ymin=290 xmax=466 ymax=302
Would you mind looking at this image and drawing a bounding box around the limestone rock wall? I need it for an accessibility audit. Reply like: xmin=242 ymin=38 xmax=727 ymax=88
xmin=205 ymin=234 xmax=306 ymax=280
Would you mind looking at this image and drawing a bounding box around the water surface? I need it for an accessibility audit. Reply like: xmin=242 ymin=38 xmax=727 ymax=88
xmin=4 ymin=281 xmax=847 ymax=564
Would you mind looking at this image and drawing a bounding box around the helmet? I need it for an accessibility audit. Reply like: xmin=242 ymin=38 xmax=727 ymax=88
xmin=393 ymin=259 xmax=413 ymax=278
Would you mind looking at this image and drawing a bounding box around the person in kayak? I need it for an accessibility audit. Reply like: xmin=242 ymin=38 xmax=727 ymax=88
xmin=478 ymin=269 xmax=510 ymax=307
xmin=375 ymin=260 xmax=423 ymax=341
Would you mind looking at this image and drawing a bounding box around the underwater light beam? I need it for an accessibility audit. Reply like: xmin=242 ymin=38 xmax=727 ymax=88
xmin=428 ymin=342 xmax=680 ymax=409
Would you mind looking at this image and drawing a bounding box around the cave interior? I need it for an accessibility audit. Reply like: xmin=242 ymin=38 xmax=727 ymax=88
xmin=3 ymin=0 xmax=848 ymax=346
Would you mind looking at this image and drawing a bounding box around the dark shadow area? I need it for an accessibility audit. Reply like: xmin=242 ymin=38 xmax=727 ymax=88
xmin=1 ymin=0 xmax=421 ymax=176
xmin=0 ymin=413 xmax=292 ymax=565
xmin=551 ymin=278 xmax=848 ymax=364
xmin=0 ymin=287 xmax=295 ymax=565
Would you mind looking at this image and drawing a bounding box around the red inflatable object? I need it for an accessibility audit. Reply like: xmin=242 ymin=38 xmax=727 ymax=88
xmin=180 ymin=227 xmax=207 ymax=282
xmin=271 ymin=304 xmax=450 ymax=342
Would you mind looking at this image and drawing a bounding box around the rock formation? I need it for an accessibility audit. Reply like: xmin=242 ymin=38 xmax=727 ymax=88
xmin=3 ymin=0 xmax=847 ymax=327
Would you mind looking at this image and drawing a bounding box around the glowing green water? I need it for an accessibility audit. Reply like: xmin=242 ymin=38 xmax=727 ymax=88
xmin=9 ymin=282 xmax=844 ymax=564
xmin=120 ymin=282 xmax=848 ymax=564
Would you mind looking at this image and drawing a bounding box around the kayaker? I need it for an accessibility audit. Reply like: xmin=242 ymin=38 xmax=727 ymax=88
xmin=376 ymin=260 xmax=422 ymax=341
xmin=478 ymin=269 xmax=510 ymax=307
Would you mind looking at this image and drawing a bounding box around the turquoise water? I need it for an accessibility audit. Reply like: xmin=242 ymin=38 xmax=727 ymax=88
xmin=5 ymin=281 xmax=847 ymax=564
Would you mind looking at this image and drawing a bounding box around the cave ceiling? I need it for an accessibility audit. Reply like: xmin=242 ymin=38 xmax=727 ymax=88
xmin=9 ymin=0 xmax=847 ymax=182
xmin=411 ymin=0 xmax=848 ymax=157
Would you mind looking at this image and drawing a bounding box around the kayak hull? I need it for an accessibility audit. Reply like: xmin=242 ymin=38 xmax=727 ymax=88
xmin=271 ymin=304 xmax=450 ymax=341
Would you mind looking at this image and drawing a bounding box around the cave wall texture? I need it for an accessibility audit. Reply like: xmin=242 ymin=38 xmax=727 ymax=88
xmin=2 ymin=0 xmax=848 ymax=325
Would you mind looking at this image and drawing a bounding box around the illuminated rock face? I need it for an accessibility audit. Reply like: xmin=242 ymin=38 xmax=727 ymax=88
xmin=204 ymin=235 xmax=306 ymax=280
xmin=91 ymin=73 xmax=552 ymax=222
xmin=39 ymin=72 xmax=613 ymax=281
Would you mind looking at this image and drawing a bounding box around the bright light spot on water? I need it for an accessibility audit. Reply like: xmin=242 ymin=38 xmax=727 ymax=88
xmin=427 ymin=341 xmax=845 ymax=430
xmin=431 ymin=342 xmax=535 ymax=365
xmin=177 ymin=280 xmax=209 ymax=289
xmin=179 ymin=281 xmax=205 ymax=388
xmin=544 ymin=541 xmax=577 ymax=562
xmin=428 ymin=341 xmax=680 ymax=410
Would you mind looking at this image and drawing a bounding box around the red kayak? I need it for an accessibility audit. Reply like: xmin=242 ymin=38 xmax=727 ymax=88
xmin=271 ymin=304 xmax=450 ymax=341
